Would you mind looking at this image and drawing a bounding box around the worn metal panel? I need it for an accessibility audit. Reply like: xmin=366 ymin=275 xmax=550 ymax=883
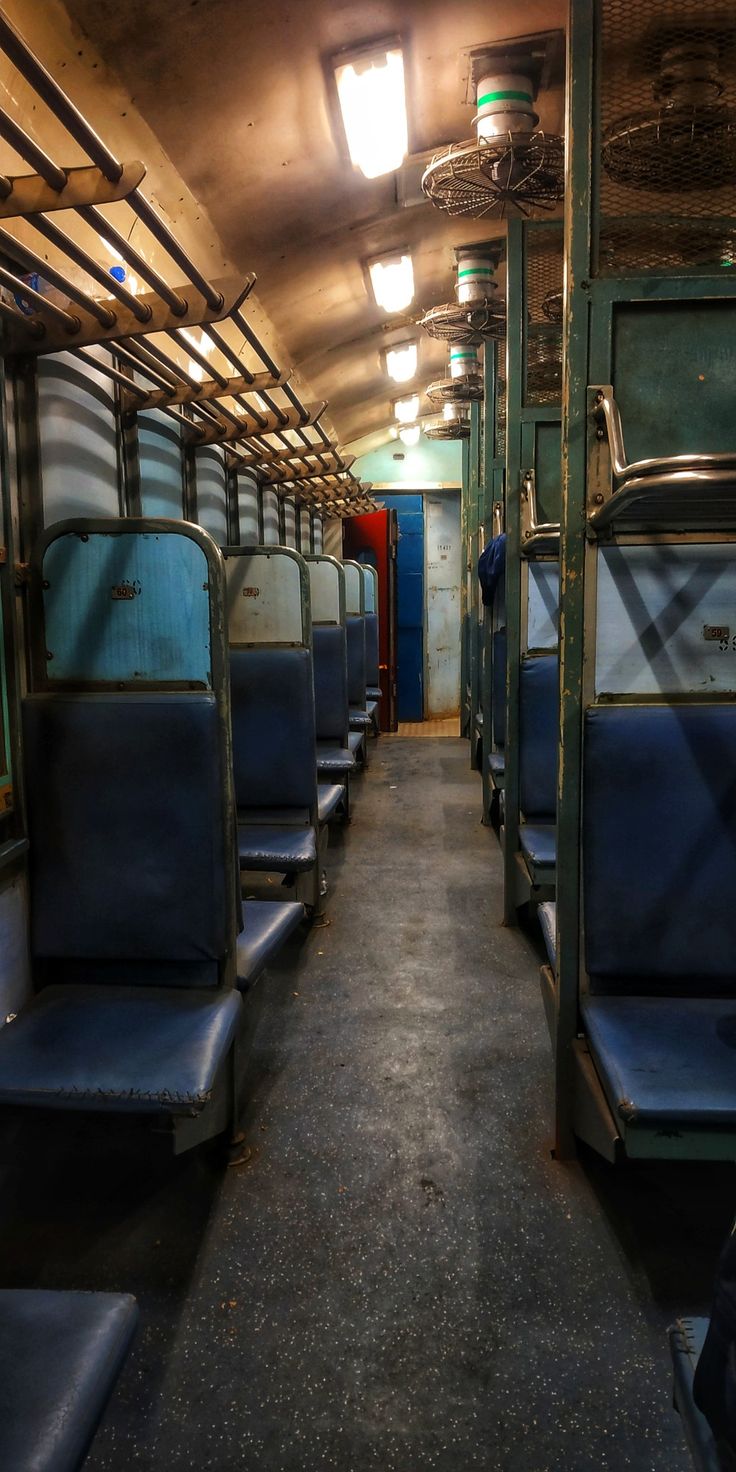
xmin=226 ymin=549 xmax=305 ymax=644
xmin=596 ymin=545 xmax=736 ymax=695
xmin=38 ymin=350 xmax=118 ymax=522
xmin=299 ymin=507 xmax=312 ymax=550
xmin=312 ymin=514 xmax=325 ymax=554
xmin=528 ymin=562 xmax=559 ymax=651
xmin=139 ymin=410 xmax=183 ymax=518
xmin=614 ymin=301 xmax=736 ymax=461
xmin=261 ymin=487 xmax=280 ymax=545
xmin=535 ymin=421 xmax=562 ymax=526
xmin=43 ymin=530 xmax=211 ymax=684
xmin=195 ymin=444 xmax=228 ymax=545
xmin=425 ymin=492 xmax=461 ymax=719
xmin=308 ymin=558 xmax=340 ymax=623
xmin=0 ymin=873 xmax=31 ymax=1023
xmin=361 ymin=565 xmax=376 ymax=614
xmin=237 ymin=474 xmax=259 ymax=544
xmin=343 ymin=562 xmax=363 ymax=615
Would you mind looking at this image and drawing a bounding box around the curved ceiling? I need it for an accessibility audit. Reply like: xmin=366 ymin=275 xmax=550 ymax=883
xmin=62 ymin=0 xmax=565 ymax=448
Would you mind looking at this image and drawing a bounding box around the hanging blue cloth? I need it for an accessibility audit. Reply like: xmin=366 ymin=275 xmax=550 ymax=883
xmin=477 ymin=533 xmax=506 ymax=607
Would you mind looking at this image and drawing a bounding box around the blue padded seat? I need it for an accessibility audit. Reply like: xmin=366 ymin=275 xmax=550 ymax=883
xmin=0 ymin=1288 xmax=138 ymax=1472
xmin=348 ymin=730 xmax=365 ymax=757
xmin=492 ymin=629 xmax=506 ymax=749
xmin=366 ymin=686 xmax=382 ymax=701
xmin=0 ymin=985 xmax=241 ymax=1111
xmin=349 ymin=707 xmax=372 ymax=730
xmin=519 ymin=653 xmax=558 ymax=821
xmin=366 ymin=699 xmax=378 ymax=719
xmin=237 ymin=900 xmax=304 ymax=990
xmin=312 ymin=624 xmax=349 ymax=746
xmin=488 ymin=751 xmax=505 ymax=783
xmin=0 ymin=692 xmax=242 ymax=1120
xmin=238 ymin=824 xmax=317 ymax=872
xmin=669 ymin=1318 xmax=723 ymax=1471
xmin=230 ymin=647 xmax=317 ymax=811
xmin=538 ymin=901 xmax=557 ymax=969
xmin=584 ymin=706 xmax=736 ymax=987
xmin=365 ymin=610 xmax=380 ymax=687
xmin=318 ymin=782 xmax=345 ymax=824
xmin=346 ymin=616 xmax=367 ymax=708
xmin=316 ymin=741 xmax=355 ymax=777
xmin=519 ymin=823 xmax=556 ymax=871
xmin=582 ymin=997 xmax=736 ymax=1128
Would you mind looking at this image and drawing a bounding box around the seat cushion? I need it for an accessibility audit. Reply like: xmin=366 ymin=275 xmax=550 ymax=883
xmin=519 ymin=653 xmax=558 ymax=821
xmin=583 ymin=996 xmax=736 ymax=1128
xmin=237 ymin=900 xmax=304 ymax=990
xmin=488 ymin=751 xmax=505 ymax=782
xmin=312 ymin=624 xmax=349 ymax=744
xmin=0 ymin=985 xmax=241 ymax=1113
xmin=538 ymin=901 xmax=557 ymax=969
xmin=366 ymin=686 xmax=382 ymax=701
xmin=347 ymin=730 xmax=365 ymax=757
xmin=0 ymin=1289 xmax=138 ymax=1472
xmin=230 ymin=646 xmax=317 ymax=810
xmin=492 ymin=629 xmax=506 ymax=747
xmin=316 ymin=742 xmax=355 ymax=776
xmin=317 ymin=782 xmax=345 ymax=825
xmin=349 ymin=707 xmax=373 ymax=730
xmin=238 ymin=824 xmax=317 ymax=872
xmin=346 ymin=616 xmax=366 ymax=706
xmin=585 ymin=705 xmax=736 ymax=988
xmin=366 ymin=700 xmax=378 ymax=720
xmin=519 ymin=823 xmax=556 ymax=870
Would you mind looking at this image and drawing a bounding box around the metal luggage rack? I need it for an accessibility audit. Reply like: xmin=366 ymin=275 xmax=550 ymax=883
xmin=588 ymin=387 xmax=736 ymax=533
xmin=0 ymin=7 xmax=373 ymax=515
xmin=520 ymin=469 xmax=560 ymax=554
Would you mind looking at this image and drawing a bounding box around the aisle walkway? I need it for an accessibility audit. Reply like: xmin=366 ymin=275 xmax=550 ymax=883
xmin=0 ymin=738 xmax=727 ymax=1470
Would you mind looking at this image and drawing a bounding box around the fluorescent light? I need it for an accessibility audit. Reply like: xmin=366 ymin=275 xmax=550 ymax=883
xmin=399 ymin=423 xmax=421 ymax=446
xmin=334 ymin=44 xmax=408 ymax=179
xmin=384 ymin=341 xmax=417 ymax=383
xmin=368 ymin=253 xmax=414 ymax=313
xmin=394 ymin=393 xmax=419 ymax=423
xmin=180 ymin=327 xmax=206 ymax=383
xmin=443 ymin=402 xmax=458 ymax=421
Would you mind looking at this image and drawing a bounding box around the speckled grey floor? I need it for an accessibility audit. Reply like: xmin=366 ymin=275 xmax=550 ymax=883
xmin=0 ymin=736 xmax=733 ymax=1471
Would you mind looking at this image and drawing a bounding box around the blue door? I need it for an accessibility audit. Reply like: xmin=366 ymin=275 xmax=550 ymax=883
xmin=382 ymin=494 xmax=423 ymax=721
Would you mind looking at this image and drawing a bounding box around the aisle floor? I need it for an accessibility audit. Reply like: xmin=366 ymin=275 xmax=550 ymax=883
xmin=0 ymin=737 xmax=732 ymax=1470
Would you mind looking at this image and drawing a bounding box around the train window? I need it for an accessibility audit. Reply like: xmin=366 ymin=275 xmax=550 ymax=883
xmin=195 ymin=444 xmax=228 ymax=545
xmin=38 ymin=350 xmax=119 ymax=522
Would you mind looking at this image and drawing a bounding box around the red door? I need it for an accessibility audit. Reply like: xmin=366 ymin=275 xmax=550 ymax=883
xmin=343 ymin=509 xmax=398 ymax=731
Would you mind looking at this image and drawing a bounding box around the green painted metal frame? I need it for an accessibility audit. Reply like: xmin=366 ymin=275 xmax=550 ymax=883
xmin=502 ymin=218 xmax=563 ymax=923
xmin=460 ymin=435 xmax=471 ymax=738
xmin=480 ymin=339 xmax=506 ymax=825
xmin=467 ymin=399 xmax=482 ymax=766
xmin=556 ymin=0 xmax=736 ymax=1161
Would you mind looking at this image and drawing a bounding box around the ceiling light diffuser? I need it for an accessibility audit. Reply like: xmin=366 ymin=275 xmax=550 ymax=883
xmin=334 ymin=44 xmax=408 ymax=179
xmin=384 ymin=341 xmax=418 ymax=383
xmin=394 ymin=393 xmax=419 ymax=423
xmin=399 ymin=423 xmax=421 ymax=446
xmin=368 ymin=253 xmax=414 ymax=314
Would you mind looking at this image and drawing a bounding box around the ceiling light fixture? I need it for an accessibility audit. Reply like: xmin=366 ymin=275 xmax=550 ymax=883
xmin=399 ymin=423 xmax=421 ymax=446
xmin=394 ymin=392 xmax=420 ymax=423
xmin=384 ymin=340 xmax=418 ymax=383
xmin=368 ymin=252 xmax=415 ymax=313
xmin=334 ymin=42 xmax=408 ymax=179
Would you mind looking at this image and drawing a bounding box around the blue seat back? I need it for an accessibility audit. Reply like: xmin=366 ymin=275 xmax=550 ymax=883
xmin=230 ymin=646 xmax=316 ymax=811
xmin=312 ymin=624 xmax=348 ymax=743
xmin=24 ymin=693 xmax=228 ymax=980
xmin=519 ymin=653 xmax=558 ymax=820
xmin=346 ymin=617 xmax=366 ymax=706
xmin=492 ymin=630 xmax=506 ymax=748
xmin=365 ymin=612 xmax=380 ymax=687
xmin=584 ymin=705 xmax=736 ymax=991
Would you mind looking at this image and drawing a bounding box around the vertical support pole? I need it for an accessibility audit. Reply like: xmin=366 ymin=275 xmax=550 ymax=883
xmin=182 ymin=418 xmax=198 ymax=524
xmin=0 ymin=358 xmax=26 ymax=845
xmin=460 ymin=435 xmax=470 ymax=736
xmin=481 ymin=343 xmax=497 ymax=822
xmin=257 ymin=481 xmax=265 ymax=544
xmin=502 ymin=218 xmax=525 ymax=924
xmin=468 ymin=399 xmax=481 ymax=764
xmin=226 ymin=458 xmax=240 ymax=546
xmin=555 ymin=0 xmax=596 ymax=1158
xmin=277 ymin=492 xmax=286 ymax=546
xmin=116 ymin=362 xmax=141 ymax=516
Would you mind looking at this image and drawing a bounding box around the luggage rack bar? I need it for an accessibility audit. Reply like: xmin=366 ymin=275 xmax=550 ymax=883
xmin=520 ymin=470 xmax=560 ymax=554
xmin=588 ymin=388 xmax=736 ymax=532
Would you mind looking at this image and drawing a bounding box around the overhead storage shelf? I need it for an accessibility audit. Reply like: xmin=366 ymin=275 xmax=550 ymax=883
xmin=0 ymin=5 xmax=374 ymax=511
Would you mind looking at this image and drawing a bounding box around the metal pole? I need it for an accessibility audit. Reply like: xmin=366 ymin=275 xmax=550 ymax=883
xmin=29 ymin=214 xmax=150 ymax=323
xmin=0 ymin=107 xmax=67 ymax=190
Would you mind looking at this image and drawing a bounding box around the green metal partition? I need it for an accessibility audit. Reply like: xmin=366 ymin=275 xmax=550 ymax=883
xmin=480 ymin=337 xmax=507 ymax=824
xmin=555 ymin=0 xmax=736 ymax=1158
xmin=503 ymin=219 xmax=563 ymax=922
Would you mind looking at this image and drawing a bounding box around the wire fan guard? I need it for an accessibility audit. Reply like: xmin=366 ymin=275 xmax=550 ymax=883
xmin=426 ymin=373 xmax=484 ymax=406
xmin=602 ymin=102 xmax=736 ymax=190
xmin=542 ymin=288 xmax=563 ymax=323
xmin=419 ymin=296 xmax=506 ymax=344
xmin=526 ymin=327 xmax=562 ymax=396
xmin=425 ymin=417 xmax=471 ymax=440
xmin=422 ymin=132 xmax=565 ymax=219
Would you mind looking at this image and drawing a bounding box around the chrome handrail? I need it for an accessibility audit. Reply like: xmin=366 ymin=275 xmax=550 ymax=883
xmin=594 ymin=391 xmax=736 ymax=483
xmin=521 ymin=470 xmax=560 ymax=553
